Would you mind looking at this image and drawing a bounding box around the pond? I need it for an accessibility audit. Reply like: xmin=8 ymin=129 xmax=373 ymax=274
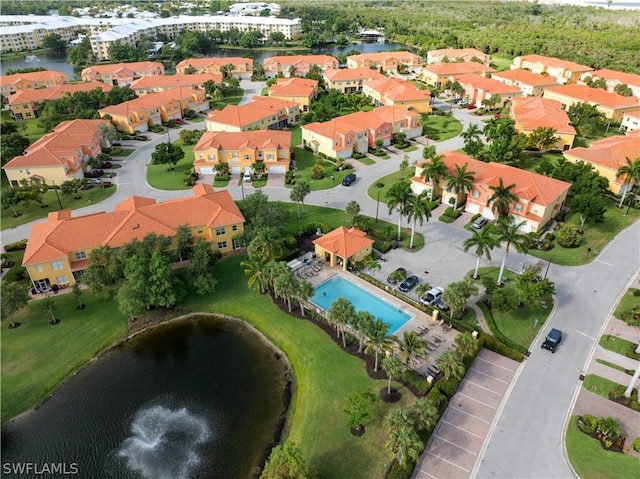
xmin=0 ymin=316 xmax=290 ymax=479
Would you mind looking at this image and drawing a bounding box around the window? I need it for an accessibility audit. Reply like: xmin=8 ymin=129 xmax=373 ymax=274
xmin=216 ymin=227 xmax=225 ymax=236
xmin=74 ymin=251 xmax=87 ymax=260
xmin=514 ymin=204 xmax=523 ymax=212
xmin=472 ymin=190 xmax=480 ymax=198
xmin=232 ymin=225 xmax=237 ymax=231
xmin=56 ymin=275 xmax=69 ymax=285
xmin=51 ymin=261 xmax=63 ymax=270
xmin=35 ymin=264 xmax=43 ymax=272
xmin=233 ymin=238 xmax=242 ymax=250
xmin=217 ymin=241 xmax=227 ymax=249
xmin=244 ymin=154 xmax=251 ymax=160
xmin=267 ymin=154 xmax=273 ymax=160
xmin=533 ymin=207 xmax=539 ymax=214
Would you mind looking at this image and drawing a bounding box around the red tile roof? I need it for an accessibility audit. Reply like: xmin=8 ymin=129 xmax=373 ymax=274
xmin=23 ymin=185 xmax=244 ymax=266
xmin=564 ymin=131 xmax=640 ymax=182
xmin=7 ymin=82 xmax=111 ymax=105
xmin=428 ymin=48 xmax=488 ymax=59
xmin=511 ymin=97 xmax=576 ymax=135
xmin=455 ymin=74 xmax=522 ymax=95
xmin=544 ymin=84 xmax=640 ymax=109
xmin=414 ymin=151 xmax=571 ymax=207
xmin=81 ymin=61 xmax=164 ymax=76
xmin=516 ymin=54 xmax=593 ymax=73
xmin=263 ymin=55 xmax=337 ymax=68
xmin=268 ymin=77 xmax=318 ymax=97
xmin=206 ymin=96 xmax=298 ymax=128
xmin=363 ymin=77 xmax=431 ymax=102
xmin=130 ymin=72 xmax=222 ymax=90
xmin=323 ymin=68 xmax=385 ymax=82
xmin=3 ymin=119 xmax=109 ymax=169
xmin=313 ymin=226 xmax=374 ymax=259
xmin=194 ymin=130 xmax=291 ymax=151
xmin=585 ymin=69 xmax=640 ymax=88
xmin=0 ymin=70 xmax=68 ymax=87
xmin=492 ymin=69 xmax=559 ymax=87
xmin=176 ymin=57 xmax=253 ymax=70
xmin=347 ymin=51 xmax=421 ymax=64
xmin=423 ymin=62 xmax=495 ymax=77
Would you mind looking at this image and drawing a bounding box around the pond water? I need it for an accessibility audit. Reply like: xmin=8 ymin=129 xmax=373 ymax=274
xmin=0 ymin=41 xmax=413 ymax=78
xmin=1 ymin=316 xmax=290 ymax=479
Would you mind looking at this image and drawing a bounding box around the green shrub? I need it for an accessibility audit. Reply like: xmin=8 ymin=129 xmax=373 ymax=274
xmin=386 ymin=460 xmax=416 ymax=479
xmin=377 ymin=242 xmax=392 ymax=253
xmin=374 ymin=181 xmax=384 ymax=188
xmin=283 ymin=236 xmax=297 ymax=249
xmin=633 ymin=290 xmax=640 ymax=297
xmin=579 ymin=415 xmax=598 ymax=434
xmin=403 ymin=369 xmax=431 ymax=395
xmin=634 ymin=437 xmax=640 ymax=453
xmin=439 ymin=214 xmax=456 ymax=223
xmin=426 ymin=387 xmax=449 ymax=414
xmin=425 ymin=200 xmax=439 ymax=211
xmin=544 ymin=232 xmax=555 ymax=242
xmin=556 ymin=223 xmax=581 ymax=248
xmin=4 ymin=240 xmax=27 ymax=252
xmin=444 ymin=207 xmax=461 ymax=218
xmin=437 ymin=378 xmax=461 ymax=399
xmin=479 ymin=332 xmax=526 ymax=361
xmin=471 ymin=213 xmax=481 ymax=221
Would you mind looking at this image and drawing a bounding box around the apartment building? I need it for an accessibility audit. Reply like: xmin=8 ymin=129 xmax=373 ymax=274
xmin=620 ymin=113 xmax=640 ymax=133
xmin=420 ymin=62 xmax=496 ymax=88
xmin=426 ymin=48 xmax=490 ymax=65
xmin=81 ymin=61 xmax=165 ymax=86
xmin=267 ymin=77 xmax=318 ymax=112
xmin=543 ymin=84 xmax=640 ymax=122
xmin=511 ymin=97 xmax=576 ymax=150
xmin=262 ymin=55 xmax=338 ymax=78
xmin=580 ymin=69 xmax=640 ymax=100
xmin=362 ymin=77 xmax=431 ymax=113
xmin=455 ymin=73 xmax=522 ymax=108
xmin=130 ymin=73 xmax=222 ymax=96
xmin=0 ymin=70 xmax=68 ymax=96
xmin=510 ymin=54 xmax=593 ymax=85
xmin=175 ymin=57 xmax=253 ymax=79
xmin=491 ymin=69 xmax=558 ymax=97
xmin=346 ymin=51 xmax=422 ymax=74
xmin=322 ymin=68 xmax=385 ymax=94
xmin=205 ymin=96 xmax=300 ymax=132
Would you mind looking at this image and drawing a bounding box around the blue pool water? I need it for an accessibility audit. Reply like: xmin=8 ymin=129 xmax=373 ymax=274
xmin=311 ymin=276 xmax=411 ymax=334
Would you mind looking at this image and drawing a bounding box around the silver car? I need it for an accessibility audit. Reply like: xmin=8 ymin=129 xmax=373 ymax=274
xmin=420 ymin=287 xmax=443 ymax=306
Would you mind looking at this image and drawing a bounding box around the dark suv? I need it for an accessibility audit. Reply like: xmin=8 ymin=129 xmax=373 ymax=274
xmin=541 ymin=328 xmax=562 ymax=353
xmin=341 ymin=173 xmax=356 ymax=186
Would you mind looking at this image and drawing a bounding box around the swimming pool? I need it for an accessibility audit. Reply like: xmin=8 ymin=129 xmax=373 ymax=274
xmin=311 ymin=275 xmax=411 ymax=334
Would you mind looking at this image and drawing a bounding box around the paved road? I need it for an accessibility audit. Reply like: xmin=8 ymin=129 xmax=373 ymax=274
xmin=2 ymin=86 xmax=639 ymax=479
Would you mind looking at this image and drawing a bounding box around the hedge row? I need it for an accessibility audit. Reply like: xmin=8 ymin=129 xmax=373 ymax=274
xmin=4 ymin=240 xmax=27 ymax=252
xmin=478 ymin=302 xmax=528 ymax=357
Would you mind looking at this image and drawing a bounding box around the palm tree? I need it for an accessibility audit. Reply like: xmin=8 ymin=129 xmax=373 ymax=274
xmin=264 ymin=260 xmax=289 ymax=296
xmin=249 ymin=227 xmax=284 ymax=261
xmin=294 ymin=279 xmax=314 ymax=317
xmin=241 ymin=256 xmax=268 ymax=293
xmin=384 ymin=408 xmax=413 ymax=432
xmin=616 ymin=156 xmax=640 ymax=208
xmin=327 ymin=297 xmax=355 ymax=347
xmin=420 ymin=154 xmax=448 ymax=201
xmin=405 ymin=192 xmax=431 ymax=249
xmin=410 ymin=397 xmax=439 ymax=432
xmin=494 ymin=218 xmax=529 ymax=285
xmin=463 ymin=227 xmax=499 ymax=279
xmin=386 ymin=180 xmax=412 ymax=241
xmin=454 ymin=332 xmax=478 ymax=359
xmin=461 ymin=123 xmax=482 ymax=143
xmin=353 ymin=311 xmax=375 ymax=353
xmin=385 ymin=424 xmax=424 ymax=467
xmin=446 ymin=164 xmax=475 ymax=210
xmin=381 ymin=355 xmax=405 ymax=395
xmin=365 ymin=318 xmax=392 ymax=372
xmin=487 ymin=178 xmax=519 ymax=219
xmin=396 ymin=331 xmax=428 ymax=368
xmin=275 ymin=272 xmax=297 ymax=312
xmin=252 ymin=161 xmax=266 ymax=178
xmin=435 ymin=350 xmax=465 ymax=380
xmin=415 ymin=282 xmax=432 ymax=300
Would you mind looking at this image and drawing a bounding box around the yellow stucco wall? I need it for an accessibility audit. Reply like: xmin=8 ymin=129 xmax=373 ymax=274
xmin=4 ymin=164 xmax=81 ymax=186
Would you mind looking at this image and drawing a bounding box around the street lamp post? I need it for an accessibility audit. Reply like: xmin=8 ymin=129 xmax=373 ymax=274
xmin=51 ymin=180 xmax=63 ymax=209
xmin=375 ymin=189 xmax=381 ymax=222
xmin=331 ymin=175 xmax=335 ymax=186
xmin=240 ymin=175 xmax=245 ymax=200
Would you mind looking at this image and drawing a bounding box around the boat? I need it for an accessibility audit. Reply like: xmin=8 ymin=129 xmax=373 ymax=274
xmin=25 ymin=55 xmax=40 ymax=62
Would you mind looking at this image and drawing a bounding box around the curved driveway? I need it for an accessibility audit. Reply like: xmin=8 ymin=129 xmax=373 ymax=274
xmin=2 ymin=87 xmax=639 ymax=478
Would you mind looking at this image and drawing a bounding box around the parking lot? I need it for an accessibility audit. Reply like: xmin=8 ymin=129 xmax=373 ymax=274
xmin=412 ymin=350 xmax=521 ymax=479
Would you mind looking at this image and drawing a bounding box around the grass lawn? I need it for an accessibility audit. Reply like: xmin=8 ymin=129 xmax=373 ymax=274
xmin=566 ymin=415 xmax=640 ymax=479
xmin=598 ymin=335 xmax=640 ymax=359
xmin=2 ymin=250 xmax=27 ymax=285
xmin=290 ymin=147 xmax=354 ymax=191
xmin=189 ymin=116 xmax=205 ymax=123
xmin=529 ymin=198 xmax=640 ymax=266
xmin=112 ymin=148 xmax=134 ymax=157
xmin=518 ymin=151 xmax=564 ymax=173
xmin=355 ymin=156 xmax=376 ymax=166
xmin=1 ymin=185 xmax=116 ymax=230
xmin=146 ymin=139 xmax=195 ymax=190
xmin=582 ymin=374 xmax=621 ymax=399
xmin=1 ymin=289 xmax=127 ymax=423
xmin=213 ymin=177 xmax=230 ymax=187
xmin=367 ymin=167 xmax=416 ymax=203
xmin=489 ymin=54 xmax=513 ymax=71
xmin=420 ymin=113 xmax=463 ymax=142
xmin=595 ymin=359 xmax=632 ymax=375
xmin=252 ymin=177 xmax=267 ymax=188
xmin=209 ymin=88 xmax=244 ymax=110
xmin=291 ymin=126 xmax=302 ymax=147
xmin=613 ymin=288 xmax=640 ymax=320
xmin=473 ymin=267 xmax=551 ymax=349
xmin=1 ymin=110 xmax=49 ymax=143
xmin=402 ymin=145 xmax=418 ymax=153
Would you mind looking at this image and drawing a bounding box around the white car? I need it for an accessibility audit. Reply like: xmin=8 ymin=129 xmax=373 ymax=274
xmin=243 ymin=172 xmax=252 ymax=183
xmin=420 ymin=287 xmax=444 ymax=306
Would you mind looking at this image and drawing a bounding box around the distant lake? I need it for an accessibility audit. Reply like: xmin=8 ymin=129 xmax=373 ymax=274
xmin=0 ymin=40 xmax=413 ymax=79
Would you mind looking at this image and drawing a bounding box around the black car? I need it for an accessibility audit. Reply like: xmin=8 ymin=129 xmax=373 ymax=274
xmin=341 ymin=173 xmax=356 ymax=186
xmin=541 ymin=328 xmax=562 ymax=353
xmin=386 ymin=267 xmax=407 ymax=284
xmin=399 ymin=275 xmax=419 ymax=292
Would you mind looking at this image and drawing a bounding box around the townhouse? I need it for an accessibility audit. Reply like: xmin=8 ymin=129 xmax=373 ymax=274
xmin=130 ymin=73 xmax=222 ymax=96
xmin=7 ymin=81 xmax=112 ymax=121
xmin=22 ymin=184 xmax=245 ymax=291
xmin=81 ymin=61 xmax=165 ymax=86
xmin=175 ymin=57 xmax=253 ymax=79
xmin=563 ymin=131 xmax=640 ymax=195
xmin=301 ymin=106 xmax=421 ymax=159
xmin=580 ymin=69 xmax=640 ymax=100
xmin=510 ymin=54 xmax=593 ymax=85
xmin=262 ymin=55 xmax=338 ymax=78
xmin=410 ymin=151 xmax=571 ymax=233
xmin=420 ymin=62 xmax=496 ymax=88
xmin=455 ymin=73 xmax=522 ymax=108
xmin=0 ymin=70 xmax=68 ymax=96
xmin=267 ymin=77 xmax=318 ymax=112
xmin=511 ymin=97 xmax=576 ymax=150
xmin=346 ymin=51 xmax=422 ymax=74
xmin=542 ymin=84 xmax=640 ymax=122
xmin=205 ymin=96 xmax=300 ymax=132
xmin=193 ymin=130 xmax=292 ymax=175
xmin=491 ymin=69 xmax=559 ymax=97
xmin=99 ymin=88 xmax=208 ymax=132
xmin=620 ymin=113 xmax=640 ymax=134
xmin=322 ymin=68 xmax=385 ymax=94
xmin=426 ymin=48 xmax=490 ymax=65
xmin=362 ymin=77 xmax=431 ymax=113
xmin=2 ymin=119 xmax=110 ymax=186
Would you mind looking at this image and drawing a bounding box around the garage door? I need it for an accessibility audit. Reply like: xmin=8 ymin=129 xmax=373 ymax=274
xmin=467 ymin=203 xmax=479 ymax=214
xmin=269 ymin=165 xmax=286 ymax=173
xmin=199 ymin=167 xmax=214 ymax=174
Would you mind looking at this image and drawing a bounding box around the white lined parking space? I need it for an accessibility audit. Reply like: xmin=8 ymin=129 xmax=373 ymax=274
xmin=413 ymin=349 xmax=521 ymax=479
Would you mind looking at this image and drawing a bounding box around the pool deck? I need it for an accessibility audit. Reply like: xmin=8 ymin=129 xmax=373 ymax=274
xmin=295 ymin=257 xmax=460 ymax=377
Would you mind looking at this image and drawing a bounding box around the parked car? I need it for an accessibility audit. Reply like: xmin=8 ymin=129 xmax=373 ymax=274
xmin=467 ymin=104 xmax=477 ymax=110
xmin=541 ymin=328 xmax=563 ymax=353
xmin=472 ymin=217 xmax=489 ymax=229
xmin=399 ymin=275 xmax=419 ymax=292
xmin=342 ymin=173 xmax=356 ymax=186
xmin=89 ymin=178 xmax=102 ymax=185
xmin=174 ymin=118 xmax=184 ymax=125
xmin=386 ymin=267 xmax=407 ymax=284
xmin=435 ymin=299 xmax=450 ymax=312
xmin=243 ymin=172 xmax=252 ymax=183
xmin=420 ymin=286 xmax=444 ymax=306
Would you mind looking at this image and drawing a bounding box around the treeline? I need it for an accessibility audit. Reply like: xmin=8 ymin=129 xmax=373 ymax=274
xmin=280 ymin=1 xmax=640 ymax=73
